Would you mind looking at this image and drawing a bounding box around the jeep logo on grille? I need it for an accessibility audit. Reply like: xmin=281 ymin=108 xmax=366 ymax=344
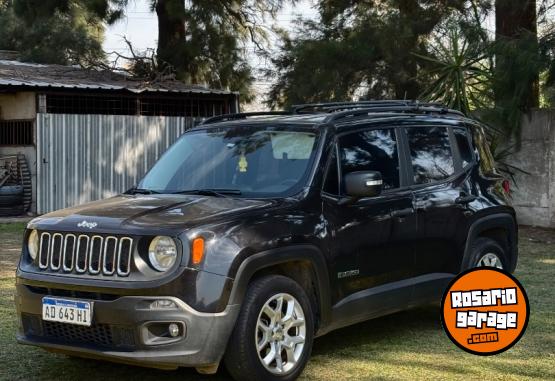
xmin=77 ymin=221 xmax=98 ymax=229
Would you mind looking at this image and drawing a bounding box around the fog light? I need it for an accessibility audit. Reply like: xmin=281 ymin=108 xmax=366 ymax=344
xmin=150 ymin=299 xmax=177 ymax=310
xmin=168 ymin=323 xmax=180 ymax=337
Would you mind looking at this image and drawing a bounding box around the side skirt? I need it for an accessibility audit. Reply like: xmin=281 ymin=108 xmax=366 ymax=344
xmin=319 ymin=273 xmax=453 ymax=336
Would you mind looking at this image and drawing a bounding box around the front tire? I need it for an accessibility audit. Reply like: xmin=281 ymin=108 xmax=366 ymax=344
xmin=224 ymin=275 xmax=314 ymax=381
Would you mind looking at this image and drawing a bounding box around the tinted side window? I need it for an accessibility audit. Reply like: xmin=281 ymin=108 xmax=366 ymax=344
xmin=323 ymin=147 xmax=339 ymax=195
xmin=406 ymin=126 xmax=454 ymax=184
xmin=453 ymin=127 xmax=474 ymax=168
xmin=339 ymin=128 xmax=400 ymax=190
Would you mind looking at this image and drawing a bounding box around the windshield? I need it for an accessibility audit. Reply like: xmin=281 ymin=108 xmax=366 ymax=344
xmin=137 ymin=126 xmax=320 ymax=197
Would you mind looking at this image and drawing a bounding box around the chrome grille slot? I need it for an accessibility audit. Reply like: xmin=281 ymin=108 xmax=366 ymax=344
xmin=62 ymin=234 xmax=76 ymax=271
xmin=117 ymin=237 xmax=133 ymax=276
xmin=37 ymin=232 xmax=133 ymax=277
xmin=38 ymin=233 xmax=51 ymax=269
xmin=75 ymin=235 xmax=90 ymax=273
xmin=102 ymin=237 xmax=118 ymax=275
xmin=49 ymin=233 xmax=63 ymax=270
xmin=88 ymin=236 xmax=104 ymax=274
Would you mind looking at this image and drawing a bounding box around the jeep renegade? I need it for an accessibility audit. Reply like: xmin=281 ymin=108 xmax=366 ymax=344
xmin=15 ymin=101 xmax=518 ymax=381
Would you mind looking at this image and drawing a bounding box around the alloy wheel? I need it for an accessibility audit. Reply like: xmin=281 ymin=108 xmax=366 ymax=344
xmin=477 ymin=252 xmax=504 ymax=269
xmin=255 ymin=293 xmax=306 ymax=375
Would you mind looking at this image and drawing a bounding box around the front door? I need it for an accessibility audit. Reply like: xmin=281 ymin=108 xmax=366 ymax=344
xmin=322 ymin=127 xmax=417 ymax=314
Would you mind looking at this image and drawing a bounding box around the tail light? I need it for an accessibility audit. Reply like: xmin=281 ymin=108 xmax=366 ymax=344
xmin=502 ymin=179 xmax=511 ymax=194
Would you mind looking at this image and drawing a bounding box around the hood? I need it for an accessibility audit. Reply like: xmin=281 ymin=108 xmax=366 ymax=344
xmin=30 ymin=194 xmax=276 ymax=234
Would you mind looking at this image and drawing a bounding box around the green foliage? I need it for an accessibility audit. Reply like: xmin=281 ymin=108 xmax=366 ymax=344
xmin=91 ymin=0 xmax=289 ymax=101
xmin=154 ymin=0 xmax=255 ymax=101
xmin=0 ymin=0 xmax=105 ymax=65
xmin=490 ymin=31 xmax=543 ymax=143
xmin=1 ymin=0 xmax=285 ymax=100
xmin=150 ymin=0 xmax=291 ymax=102
xmin=0 ymin=3 xmax=18 ymax=51
xmin=540 ymin=24 xmax=555 ymax=106
xmin=265 ymin=21 xmax=382 ymax=108
xmin=415 ymin=21 xmax=493 ymax=116
xmin=266 ymin=1 xmax=465 ymax=109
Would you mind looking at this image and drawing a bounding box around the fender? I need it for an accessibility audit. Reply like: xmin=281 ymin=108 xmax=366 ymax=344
xmin=228 ymin=245 xmax=332 ymax=334
xmin=462 ymin=213 xmax=518 ymax=272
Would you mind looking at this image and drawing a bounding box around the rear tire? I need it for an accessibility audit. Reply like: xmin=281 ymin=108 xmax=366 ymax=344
xmin=466 ymin=237 xmax=507 ymax=270
xmin=224 ymin=275 xmax=314 ymax=381
xmin=0 ymin=185 xmax=23 ymax=207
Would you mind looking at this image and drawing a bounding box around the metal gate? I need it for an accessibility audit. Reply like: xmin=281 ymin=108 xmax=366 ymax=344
xmin=36 ymin=113 xmax=200 ymax=214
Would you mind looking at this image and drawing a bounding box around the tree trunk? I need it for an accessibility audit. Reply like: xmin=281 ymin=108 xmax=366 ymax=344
xmin=155 ymin=0 xmax=186 ymax=73
xmin=495 ymin=0 xmax=539 ymax=108
xmin=395 ymin=0 xmax=421 ymax=100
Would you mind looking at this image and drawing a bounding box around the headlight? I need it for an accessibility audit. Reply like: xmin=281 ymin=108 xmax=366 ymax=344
xmin=148 ymin=236 xmax=177 ymax=272
xmin=28 ymin=229 xmax=39 ymax=261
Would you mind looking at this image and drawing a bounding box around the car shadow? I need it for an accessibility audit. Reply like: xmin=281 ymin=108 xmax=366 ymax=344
xmin=48 ymin=306 xmax=444 ymax=381
xmin=32 ymin=306 xmax=442 ymax=381
xmin=311 ymin=305 xmax=443 ymax=356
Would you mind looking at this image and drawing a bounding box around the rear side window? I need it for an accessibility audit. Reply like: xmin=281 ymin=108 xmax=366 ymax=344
xmin=406 ymin=126 xmax=454 ymax=184
xmin=339 ymin=128 xmax=400 ymax=190
xmin=453 ymin=128 xmax=474 ymax=168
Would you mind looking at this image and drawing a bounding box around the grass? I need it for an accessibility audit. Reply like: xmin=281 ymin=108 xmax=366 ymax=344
xmin=0 ymin=223 xmax=27 ymax=233
xmin=0 ymin=225 xmax=553 ymax=380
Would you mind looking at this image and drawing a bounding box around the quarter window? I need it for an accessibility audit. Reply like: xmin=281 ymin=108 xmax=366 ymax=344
xmin=339 ymin=128 xmax=400 ymax=190
xmin=453 ymin=128 xmax=474 ymax=168
xmin=406 ymin=126 xmax=454 ymax=184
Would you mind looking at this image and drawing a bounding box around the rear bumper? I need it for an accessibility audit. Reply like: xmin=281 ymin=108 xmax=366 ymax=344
xmin=15 ymin=282 xmax=240 ymax=369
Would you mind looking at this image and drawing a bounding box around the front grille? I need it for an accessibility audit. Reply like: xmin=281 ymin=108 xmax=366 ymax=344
xmin=38 ymin=232 xmax=133 ymax=277
xmin=22 ymin=314 xmax=136 ymax=350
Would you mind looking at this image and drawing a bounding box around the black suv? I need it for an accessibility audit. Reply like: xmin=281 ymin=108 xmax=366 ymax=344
xmin=15 ymin=101 xmax=518 ymax=381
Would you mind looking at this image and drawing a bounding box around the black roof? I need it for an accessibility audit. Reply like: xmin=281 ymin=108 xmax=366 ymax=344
xmin=199 ymin=100 xmax=470 ymax=129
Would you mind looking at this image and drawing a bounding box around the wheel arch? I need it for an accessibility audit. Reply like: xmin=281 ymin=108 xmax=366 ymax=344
xmin=228 ymin=245 xmax=332 ymax=334
xmin=462 ymin=213 xmax=518 ymax=272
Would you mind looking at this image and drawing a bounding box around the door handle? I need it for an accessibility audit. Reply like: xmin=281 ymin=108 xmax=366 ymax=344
xmin=390 ymin=208 xmax=414 ymax=218
xmin=455 ymin=194 xmax=478 ymax=205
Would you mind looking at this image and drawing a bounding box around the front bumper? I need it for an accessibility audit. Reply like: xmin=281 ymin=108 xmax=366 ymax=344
xmin=15 ymin=282 xmax=240 ymax=369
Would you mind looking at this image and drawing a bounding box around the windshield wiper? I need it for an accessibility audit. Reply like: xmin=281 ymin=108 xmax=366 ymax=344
xmin=172 ymin=189 xmax=242 ymax=197
xmin=125 ymin=187 xmax=161 ymax=195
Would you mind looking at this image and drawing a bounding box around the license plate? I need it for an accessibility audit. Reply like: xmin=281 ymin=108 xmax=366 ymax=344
xmin=42 ymin=297 xmax=93 ymax=327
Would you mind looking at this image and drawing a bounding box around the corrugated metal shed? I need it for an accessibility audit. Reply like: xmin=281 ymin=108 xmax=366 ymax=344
xmin=0 ymin=60 xmax=238 ymax=95
xmin=36 ymin=113 xmax=201 ymax=214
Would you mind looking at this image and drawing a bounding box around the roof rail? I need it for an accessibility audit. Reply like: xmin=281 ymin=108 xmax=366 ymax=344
xmin=323 ymin=105 xmax=465 ymax=123
xmin=201 ymin=111 xmax=292 ymax=125
xmin=292 ymin=100 xmax=444 ymax=114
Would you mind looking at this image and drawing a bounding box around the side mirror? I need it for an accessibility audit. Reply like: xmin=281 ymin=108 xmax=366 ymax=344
xmin=344 ymin=171 xmax=383 ymax=198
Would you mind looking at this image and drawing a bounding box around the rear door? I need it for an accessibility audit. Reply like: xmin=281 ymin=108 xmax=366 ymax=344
xmin=402 ymin=124 xmax=477 ymax=303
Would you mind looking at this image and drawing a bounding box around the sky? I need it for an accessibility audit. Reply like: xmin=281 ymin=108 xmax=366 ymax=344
xmin=103 ymin=0 xmax=319 ymax=109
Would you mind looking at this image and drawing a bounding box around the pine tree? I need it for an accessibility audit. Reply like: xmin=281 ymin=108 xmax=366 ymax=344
xmin=0 ymin=0 xmax=106 ymax=65
xmin=150 ymin=0 xmax=289 ymax=99
xmin=266 ymin=1 xmax=465 ymax=108
xmin=494 ymin=0 xmax=540 ymax=110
